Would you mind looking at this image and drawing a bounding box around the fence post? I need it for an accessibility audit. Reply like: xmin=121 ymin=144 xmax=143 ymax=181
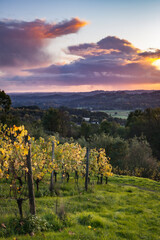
xmin=50 ymin=141 xmax=54 ymax=193
xmin=27 ymin=141 xmax=36 ymax=215
xmin=85 ymin=147 xmax=89 ymax=191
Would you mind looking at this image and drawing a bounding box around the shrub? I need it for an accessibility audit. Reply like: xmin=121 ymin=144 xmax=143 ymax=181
xmin=43 ymin=213 xmax=62 ymax=231
xmin=0 ymin=215 xmax=49 ymax=237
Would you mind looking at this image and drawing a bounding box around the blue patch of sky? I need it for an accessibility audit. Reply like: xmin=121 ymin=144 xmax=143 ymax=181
xmin=1 ymin=0 xmax=160 ymax=49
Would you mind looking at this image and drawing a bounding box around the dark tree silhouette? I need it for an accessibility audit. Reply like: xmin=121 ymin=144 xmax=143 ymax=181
xmin=0 ymin=90 xmax=11 ymax=112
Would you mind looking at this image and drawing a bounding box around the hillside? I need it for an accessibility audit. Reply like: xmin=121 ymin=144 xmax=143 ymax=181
xmin=9 ymin=90 xmax=160 ymax=110
xmin=0 ymin=175 xmax=160 ymax=240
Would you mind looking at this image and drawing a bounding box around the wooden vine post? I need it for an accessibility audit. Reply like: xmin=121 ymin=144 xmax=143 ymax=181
xmin=85 ymin=147 xmax=89 ymax=191
xmin=50 ymin=141 xmax=55 ymax=193
xmin=26 ymin=140 xmax=36 ymax=215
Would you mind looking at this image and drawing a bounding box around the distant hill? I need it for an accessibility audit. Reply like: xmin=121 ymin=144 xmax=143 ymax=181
xmin=9 ymin=90 xmax=160 ymax=110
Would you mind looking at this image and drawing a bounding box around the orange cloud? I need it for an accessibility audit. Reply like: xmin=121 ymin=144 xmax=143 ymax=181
xmin=27 ymin=18 xmax=88 ymax=39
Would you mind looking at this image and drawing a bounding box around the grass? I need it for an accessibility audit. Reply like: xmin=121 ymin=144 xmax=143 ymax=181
xmin=0 ymin=175 xmax=160 ymax=240
xmin=97 ymin=110 xmax=132 ymax=119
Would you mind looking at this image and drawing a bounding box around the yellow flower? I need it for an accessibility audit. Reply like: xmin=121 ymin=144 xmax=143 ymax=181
xmin=88 ymin=226 xmax=92 ymax=229
xmin=6 ymin=174 xmax=9 ymax=179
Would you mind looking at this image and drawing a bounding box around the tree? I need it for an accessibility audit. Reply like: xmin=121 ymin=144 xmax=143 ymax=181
xmin=81 ymin=122 xmax=91 ymax=139
xmin=87 ymin=133 xmax=128 ymax=169
xmin=0 ymin=90 xmax=11 ymax=112
xmin=100 ymin=119 xmax=120 ymax=137
xmin=126 ymin=108 xmax=160 ymax=160
xmin=124 ymin=136 xmax=158 ymax=178
xmin=43 ymin=108 xmax=61 ymax=133
xmin=43 ymin=108 xmax=70 ymax=137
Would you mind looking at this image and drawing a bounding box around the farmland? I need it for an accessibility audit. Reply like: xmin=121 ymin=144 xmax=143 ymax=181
xmin=94 ymin=110 xmax=131 ymax=119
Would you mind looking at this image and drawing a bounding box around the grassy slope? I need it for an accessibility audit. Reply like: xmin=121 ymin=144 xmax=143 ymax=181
xmin=0 ymin=175 xmax=160 ymax=240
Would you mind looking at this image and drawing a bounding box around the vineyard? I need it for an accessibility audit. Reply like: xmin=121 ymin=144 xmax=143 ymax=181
xmin=0 ymin=124 xmax=160 ymax=240
xmin=0 ymin=125 xmax=112 ymax=217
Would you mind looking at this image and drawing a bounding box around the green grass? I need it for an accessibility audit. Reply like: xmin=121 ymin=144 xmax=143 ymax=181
xmin=0 ymin=175 xmax=160 ymax=240
xmin=97 ymin=110 xmax=132 ymax=119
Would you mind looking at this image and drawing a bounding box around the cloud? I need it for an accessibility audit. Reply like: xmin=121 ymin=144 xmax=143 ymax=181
xmin=1 ymin=35 xmax=160 ymax=92
xmin=97 ymin=36 xmax=138 ymax=54
xmin=67 ymin=43 xmax=120 ymax=57
xmin=21 ymin=36 xmax=160 ymax=86
xmin=67 ymin=36 xmax=138 ymax=58
xmin=139 ymin=49 xmax=160 ymax=58
xmin=0 ymin=18 xmax=88 ymax=67
xmin=25 ymin=57 xmax=159 ymax=85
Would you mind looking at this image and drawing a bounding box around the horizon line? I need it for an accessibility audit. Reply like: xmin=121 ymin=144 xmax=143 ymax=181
xmin=6 ymin=89 xmax=158 ymax=94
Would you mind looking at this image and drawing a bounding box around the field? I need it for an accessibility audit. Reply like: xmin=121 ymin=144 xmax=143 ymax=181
xmin=97 ymin=110 xmax=132 ymax=119
xmin=0 ymin=175 xmax=160 ymax=240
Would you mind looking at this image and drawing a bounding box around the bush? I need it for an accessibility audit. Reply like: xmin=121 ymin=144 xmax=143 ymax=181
xmin=0 ymin=212 xmax=74 ymax=238
xmin=124 ymin=136 xmax=158 ymax=178
xmin=43 ymin=213 xmax=62 ymax=231
xmin=85 ymin=133 xmax=128 ymax=169
xmin=0 ymin=215 xmax=49 ymax=237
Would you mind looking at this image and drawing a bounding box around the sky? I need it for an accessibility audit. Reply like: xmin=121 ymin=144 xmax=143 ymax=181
xmin=1 ymin=0 xmax=160 ymax=92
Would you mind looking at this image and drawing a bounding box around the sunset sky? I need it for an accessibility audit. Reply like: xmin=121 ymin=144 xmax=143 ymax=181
xmin=1 ymin=0 xmax=160 ymax=92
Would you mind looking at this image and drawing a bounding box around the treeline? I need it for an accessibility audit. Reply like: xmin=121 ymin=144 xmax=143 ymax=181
xmin=1 ymin=90 xmax=160 ymax=180
xmin=10 ymin=90 xmax=160 ymax=110
xmin=78 ymin=134 xmax=160 ymax=180
xmin=0 ymin=107 xmax=126 ymax=140
xmin=0 ymin=104 xmax=125 ymax=139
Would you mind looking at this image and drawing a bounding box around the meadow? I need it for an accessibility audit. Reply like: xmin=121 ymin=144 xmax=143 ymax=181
xmin=0 ymin=175 xmax=160 ymax=240
xmin=99 ymin=110 xmax=132 ymax=119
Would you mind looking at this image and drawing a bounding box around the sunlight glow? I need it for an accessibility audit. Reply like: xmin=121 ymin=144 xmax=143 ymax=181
xmin=152 ymin=59 xmax=160 ymax=70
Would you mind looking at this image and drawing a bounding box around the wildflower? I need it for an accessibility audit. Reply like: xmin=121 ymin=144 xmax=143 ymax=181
xmin=6 ymin=174 xmax=9 ymax=179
